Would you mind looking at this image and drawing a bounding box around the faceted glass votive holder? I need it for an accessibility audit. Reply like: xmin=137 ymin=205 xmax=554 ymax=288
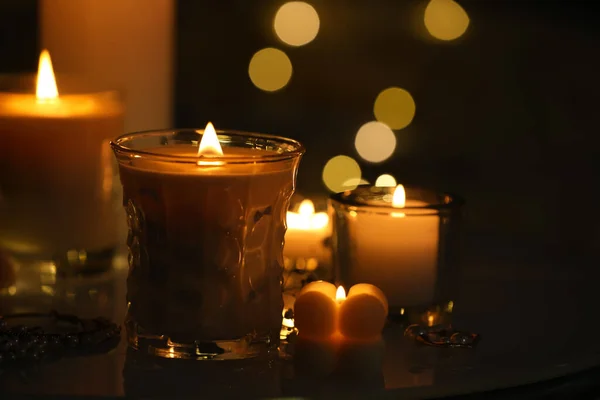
xmin=111 ymin=128 xmax=304 ymax=360
xmin=329 ymin=186 xmax=463 ymax=322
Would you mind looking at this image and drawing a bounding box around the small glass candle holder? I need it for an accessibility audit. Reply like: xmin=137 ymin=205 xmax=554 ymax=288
xmin=111 ymin=128 xmax=304 ymax=360
xmin=329 ymin=185 xmax=463 ymax=322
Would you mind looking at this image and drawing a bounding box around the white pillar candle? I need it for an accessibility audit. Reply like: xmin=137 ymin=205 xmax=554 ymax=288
xmin=336 ymin=185 xmax=440 ymax=308
xmin=40 ymin=0 xmax=174 ymax=132
xmin=0 ymin=51 xmax=124 ymax=258
xmin=284 ymin=199 xmax=331 ymax=267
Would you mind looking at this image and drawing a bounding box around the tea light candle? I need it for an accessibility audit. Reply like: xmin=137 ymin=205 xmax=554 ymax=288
xmin=338 ymin=284 xmax=388 ymax=340
xmin=0 ymin=50 xmax=124 ymax=258
xmin=284 ymin=199 xmax=331 ymax=266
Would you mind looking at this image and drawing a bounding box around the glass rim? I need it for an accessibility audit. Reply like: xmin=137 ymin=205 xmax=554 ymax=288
xmin=329 ymin=185 xmax=464 ymax=213
xmin=110 ymin=128 xmax=305 ymax=165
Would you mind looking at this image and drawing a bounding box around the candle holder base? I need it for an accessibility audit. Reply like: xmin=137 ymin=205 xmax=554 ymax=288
xmin=126 ymin=318 xmax=279 ymax=361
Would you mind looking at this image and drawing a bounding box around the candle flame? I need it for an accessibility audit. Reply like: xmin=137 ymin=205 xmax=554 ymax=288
xmin=36 ymin=50 xmax=59 ymax=101
xmin=392 ymin=184 xmax=406 ymax=208
xmin=298 ymin=199 xmax=315 ymax=216
xmin=197 ymin=122 xmax=224 ymax=157
xmin=391 ymin=184 xmax=406 ymax=218
xmin=336 ymin=286 xmax=346 ymax=303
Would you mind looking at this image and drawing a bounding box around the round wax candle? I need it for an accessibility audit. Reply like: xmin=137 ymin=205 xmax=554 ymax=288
xmin=293 ymin=281 xmax=338 ymax=339
xmin=294 ymin=281 xmax=388 ymax=340
xmin=293 ymin=281 xmax=388 ymax=377
xmin=338 ymin=283 xmax=388 ymax=340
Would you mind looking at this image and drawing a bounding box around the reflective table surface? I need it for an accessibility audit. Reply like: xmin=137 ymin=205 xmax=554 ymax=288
xmin=1 ymin=234 xmax=599 ymax=399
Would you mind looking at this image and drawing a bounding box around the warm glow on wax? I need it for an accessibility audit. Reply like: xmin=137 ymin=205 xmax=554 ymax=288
xmin=197 ymin=122 xmax=224 ymax=157
xmin=336 ymin=286 xmax=346 ymax=303
xmin=36 ymin=50 xmax=59 ymax=101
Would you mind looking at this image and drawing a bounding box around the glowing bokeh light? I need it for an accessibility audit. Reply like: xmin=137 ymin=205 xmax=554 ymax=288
xmin=248 ymin=48 xmax=293 ymax=92
xmin=373 ymin=87 xmax=416 ymax=130
xmin=274 ymin=2 xmax=320 ymax=47
xmin=354 ymin=121 xmax=396 ymax=163
xmin=375 ymin=174 xmax=397 ymax=187
xmin=322 ymin=155 xmax=362 ymax=193
xmin=424 ymin=0 xmax=470 ymax=41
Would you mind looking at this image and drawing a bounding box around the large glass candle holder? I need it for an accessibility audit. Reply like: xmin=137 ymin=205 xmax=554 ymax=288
xmin=329 ymin=185 xmax=463 ymax=320
xmin=111 ymin=127 xmax=304 ymax=360
xmin=0 ymin=71 xmax=124 ymax=276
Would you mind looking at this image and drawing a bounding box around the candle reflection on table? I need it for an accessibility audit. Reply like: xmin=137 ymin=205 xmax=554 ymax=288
xmin=284 ymin=199 xmax=331 ymax=265
xmin=123 ymin=347 xmax=282 ymax=398
xmin=283 ymin=198 xmax=332 ymax=292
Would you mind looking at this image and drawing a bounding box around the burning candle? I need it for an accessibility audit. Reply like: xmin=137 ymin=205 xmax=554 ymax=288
xmin=284 ymin=199 xmax=331 ymax=267
xmin=0 ymin=50 xmax=124 ymax=269
xmin=331 ymin=185 xmax=451 ymax=311
xmin=111 ymin=124 xmax=304 ymax=359
xmin=295 ymin=282 xmax=387 ymax=340
xmin=293 ymin=280 xmax=387 ymax=377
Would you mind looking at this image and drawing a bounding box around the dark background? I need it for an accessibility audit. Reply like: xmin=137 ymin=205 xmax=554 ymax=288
xmin=1 ymin=0 xmax=599 ymax=257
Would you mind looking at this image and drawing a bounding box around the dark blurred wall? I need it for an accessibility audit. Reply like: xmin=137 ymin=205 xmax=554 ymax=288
xmin=0 ymin=0 xmax=38 ymax=73
xmin=1 ymin=1 xmax=599 ymax=254
xmin=176 ymin=0 xmax=600 ymax=253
